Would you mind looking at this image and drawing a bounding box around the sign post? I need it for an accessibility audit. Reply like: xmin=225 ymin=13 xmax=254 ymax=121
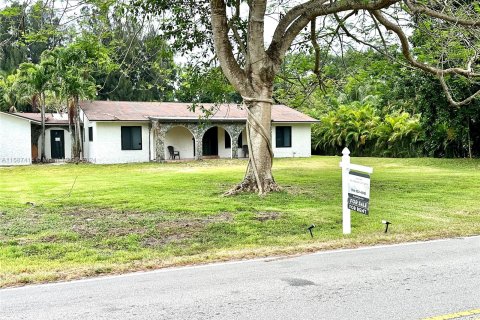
xmin=339 ymin=147 xmax=373 ymax=235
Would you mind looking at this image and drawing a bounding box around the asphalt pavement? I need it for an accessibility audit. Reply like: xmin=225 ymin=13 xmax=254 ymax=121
xmin=1 ymin=236 xmax=479 ymax=320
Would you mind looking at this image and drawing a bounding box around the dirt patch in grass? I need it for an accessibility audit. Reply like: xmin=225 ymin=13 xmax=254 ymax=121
xmin=282 ymin=185 xmax=312 ymax=195
xmin=143 ymin=212 xmax=233 ymax=247
xmin=450 ymin=209 xmax=480 ymax=216
xmin=254 ymin=212 xmax=282 ymax=222
xmin=64 ymin=208 xmax=234 ymax=248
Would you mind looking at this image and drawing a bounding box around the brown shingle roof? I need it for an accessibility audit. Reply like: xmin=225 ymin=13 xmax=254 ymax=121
xmin=10 ymin=112 xmax=69 ymax=125
xmin=79 ymin=101 xmax=319 ymax=123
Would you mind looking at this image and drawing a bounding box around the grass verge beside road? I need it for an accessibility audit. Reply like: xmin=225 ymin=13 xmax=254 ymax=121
xmin=1 ymin=156 xmax=479 ymax=287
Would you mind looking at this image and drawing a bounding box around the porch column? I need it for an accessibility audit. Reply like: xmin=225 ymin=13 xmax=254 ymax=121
xmin=194 ymin=133 xmax=203 ymax=160
xmin=231 ymin=141 xmax=239 ymax=159
xmin=224 ymin=124 xmax=245 ymax=159
xmin=152 ymin=120 xmax=167 ymax=162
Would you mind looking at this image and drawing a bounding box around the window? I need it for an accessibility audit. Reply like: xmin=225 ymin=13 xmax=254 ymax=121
xmin=121 ymin=126 xmax=142 ymax=150
xmin=276 ymin=126 xmax=292 ymax=148
xmin=88 ymin=127 xmax=93 ymax=142
xmin=225 ymin=131 xmax=231 ymax=149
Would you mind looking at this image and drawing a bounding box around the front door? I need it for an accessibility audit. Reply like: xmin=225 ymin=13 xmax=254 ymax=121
xmin=50 ymin=130 xmax=65 ymax=159
xmin=202 ymin=127 xmax=218 ymax=156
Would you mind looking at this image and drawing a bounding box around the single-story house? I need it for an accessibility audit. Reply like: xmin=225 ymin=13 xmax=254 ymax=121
xmin=0 ymin=101 xmax=318 ymax=165
xmin=0 ymin=111 xmax=71 ymax=166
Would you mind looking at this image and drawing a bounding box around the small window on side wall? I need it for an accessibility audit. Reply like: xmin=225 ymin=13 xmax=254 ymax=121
xmin=121 ymin=126 xmax=142 ymax=150
xmin=88 ymin=127 xmax=93 ymax=142
xmin=276 ymin=126 xmax=292 ymax=148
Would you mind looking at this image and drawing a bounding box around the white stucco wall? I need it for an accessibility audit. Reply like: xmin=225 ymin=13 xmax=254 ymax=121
xmin=149 ymin=127 xmax=155 ymax=161
xmin=0 ymin=113 xmax=32 ymax=166
xmin=272 ymin=123 xmax=312 ymax=158
xmin=37 ymin=127 xmax=72 ymax=161
xmin=91 ymin=122 xmax=151 ymax=164
xmin=82 ymin=110 xmax=92 ymax=162
xmin=217 ymin=127 xmax=232 ymax=158
xmin=165 ymin=126 xmax=195 ymax=160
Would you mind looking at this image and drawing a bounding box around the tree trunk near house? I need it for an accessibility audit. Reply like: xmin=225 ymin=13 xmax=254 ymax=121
xmin=211 ymin=0 xmax=283 ymax=195
xmin=40 ymin=93 xmax=46 ymax=163
xmin=225 ymin=99 xmax=280 ymax=195
xmin=76 ymin=101 xmax=83 ymax=161
xmin=72 ymin=96 xmax=82 ymax=162
xmin=68 ymin=99 xmax=74 ymax=160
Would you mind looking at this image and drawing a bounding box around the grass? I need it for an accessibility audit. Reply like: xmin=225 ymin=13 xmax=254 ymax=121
xmin=0 ymin=156 xmax=479 ymax=287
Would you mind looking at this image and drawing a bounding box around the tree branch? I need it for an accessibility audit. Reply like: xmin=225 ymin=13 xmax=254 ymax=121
xmin=439 ymin=74 xmax=480 ymax=107
xmin=246 ymin=0 xmax=268 ymax=77
xmin=210 ymin=0 xmax=249 ymax=94
xmin=310 ymin=18 xmax=322 ymax=82
xmin=404 ymin=0 xmax=480 ymax=27
xmin=267 ymin=0 xmax=401 ymax=67
xmin=371 ymin=10 xmax=480 ymax=77
xmin=371 ymin=10 xmax=480 ymax=106
xmin=227 ymin=1 xmax=247 ymax=58
xmin=333 ymin=12 xmax=392 ymax=58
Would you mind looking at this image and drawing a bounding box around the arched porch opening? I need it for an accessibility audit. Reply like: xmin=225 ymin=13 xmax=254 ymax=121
xmin=164 ymin=126 xmax=195 ymax=160
xmin=202 ymin=126 xmax=233 ymax=158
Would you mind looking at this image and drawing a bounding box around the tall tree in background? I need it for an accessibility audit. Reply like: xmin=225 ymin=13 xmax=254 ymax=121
xmin=17 ymin=57 xmax=54 ymax=162
xmin=77 ymin=3 xmax=177 ymax=102
xmin=0 ymin=1 xmax=176 ymax=105
xmin=176 ymin=65 xmax=241 ymax=103
xmin=0 ymin=73 xmax=21 ymax=112
xmin=142 ymin=0 xmax=479 ymax=194
xmin=45 ymin=36 xmax=115 ymax=160
xmin=0 ymin=1 xmax=69 ymax=72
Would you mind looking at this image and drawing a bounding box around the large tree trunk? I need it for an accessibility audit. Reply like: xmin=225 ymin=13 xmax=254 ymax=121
xmin=210 ymin=0 xmax=282 ymax=195
xmin=227 ymin=100 xmax=280 ymax=195
xmin=225 ymin=87 xmax=282 ymax=195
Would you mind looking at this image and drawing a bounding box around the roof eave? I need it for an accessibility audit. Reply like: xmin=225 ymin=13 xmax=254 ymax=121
xmin=271 ymin=120 xmax=320 ymax=124
xmin=88 ymin=119 xmax=150 ymax=122
xmin=148 ymin=117 xmax=247 ymax=123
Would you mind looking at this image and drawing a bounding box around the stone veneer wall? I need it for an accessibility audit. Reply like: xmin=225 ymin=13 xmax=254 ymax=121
xmin=152 ymin=120 xmax=246 ymax=161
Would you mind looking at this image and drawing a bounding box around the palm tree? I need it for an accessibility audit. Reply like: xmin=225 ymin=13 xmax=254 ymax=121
xmin=17 ymin=59 xmax=55 ymax=162
xmin=44 ymin=46 xmax=97 ymax=161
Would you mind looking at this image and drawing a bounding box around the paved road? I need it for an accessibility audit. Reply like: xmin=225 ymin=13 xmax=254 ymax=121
xmin=1 ymin=236 xmax=480 ymax=320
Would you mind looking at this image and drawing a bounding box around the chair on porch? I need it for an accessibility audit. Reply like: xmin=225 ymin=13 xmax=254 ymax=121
xmin=242 ymin=145 xmax=249 ymax=158
xmin=167 ymin=146 xmax=180 ymax=160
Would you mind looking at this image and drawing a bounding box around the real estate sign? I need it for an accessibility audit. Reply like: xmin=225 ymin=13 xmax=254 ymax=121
xmin=347 ymin=171 xmax=370 ymax=215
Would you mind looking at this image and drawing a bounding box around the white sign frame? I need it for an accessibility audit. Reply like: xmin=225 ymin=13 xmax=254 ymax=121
xmin=339 ymin=148 xmax=373 ymax=234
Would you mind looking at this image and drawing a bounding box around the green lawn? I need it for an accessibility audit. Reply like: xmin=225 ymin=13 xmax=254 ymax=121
xmin=1 ymin=156 xmax=479 ymax=287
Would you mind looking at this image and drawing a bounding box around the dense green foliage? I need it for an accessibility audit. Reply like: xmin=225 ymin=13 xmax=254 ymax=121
xmin=274 ymin=50 xmax=480 ymax=158
xmin=313 ymin=104 xmax=424 ymax=157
